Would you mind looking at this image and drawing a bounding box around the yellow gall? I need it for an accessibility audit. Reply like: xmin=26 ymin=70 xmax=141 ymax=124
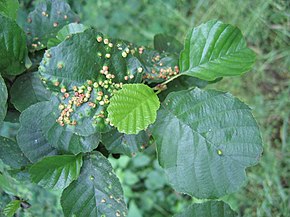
xmin=103 ymin=38 xmax=109 ymax=44
xmin=122 ymin=51 xmax=127 ymax=58
xmin=97 ymin=36 xmax=102 ymax=42
xmin=53 ymin=22 xmax=58 ymax=27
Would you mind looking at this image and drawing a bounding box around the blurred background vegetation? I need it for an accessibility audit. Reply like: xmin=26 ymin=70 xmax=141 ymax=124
xmin=1 ymin=0 xmax=289 ymax=216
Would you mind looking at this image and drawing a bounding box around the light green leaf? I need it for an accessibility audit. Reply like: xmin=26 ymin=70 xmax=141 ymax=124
xmin=0 ymin=136 xmax=30 ymax=169
xmin=61 ymin=152 xmax=127 ymax=217
xmin=0 ymin=0 xmax=19 ymax=20
xmin=174 ymin=201 xmax=236 ymax=217
xmin=108 ymin=84 xmax=160 ymax=134
xmin=0 ymin=15 xmax=27 ymax=75
xmin=25 ymin=0 xmax=80 ymax=51
xmin=29 ymin=154 xmax=83 ymax=190
xmin=102 ymin=128 xmax=149 ymax=156
xmin=3 ymin=200 xmax=21 ymax=217
xmin=0 ymin=75 xmax=7 ymax=123
xmin=10 ymin=72 xmax=51 ymax=112
xmin=180 ymin=20 xmax=256 ymax=81
xmin=0 ymin=174 xmax=17 ymax=195
xmin=151 ymin=88 xmax=263 ymax=198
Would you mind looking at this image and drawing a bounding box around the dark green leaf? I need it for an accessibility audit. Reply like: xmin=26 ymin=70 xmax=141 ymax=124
xmin=0 ymin=0 xmax=19 ymax=20
xmin=102 ymin=128 xmax=149 ymax=156
xmin=61 ymin=152 xmax=127 ymax=217
xmin=17 ymin=102 xmax=58 ymax=162
xmin=174 ymin=201 xmax=236 ymax=217
xmin=0 ymin=15 xmax=27 ymax=75
xmin=152 ymin=88 xmax=263 ymax=198
xmin=0 ymin=75 xmax=7 ymax=123
xmin=10 ymin=72 xmax=51 ymax=112
xmin=3 ymin=200 xmax=21 ymax=217
xmin=107 ymin=84 xmax=160 ymax=134
xmin=180 ymin=20 xmax=256 ymax=81
xmin=25 ymin=0 xmax=80 ymax=51
xmin=154 ymin=34 xmax=183 ymax=54
xmin=29 ymin=154 xmax=83 ymax=190
xmin=0 ymin=136 xmax=30 ymax=168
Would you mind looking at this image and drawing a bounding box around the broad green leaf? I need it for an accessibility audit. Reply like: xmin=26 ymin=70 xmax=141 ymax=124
xmin=47 ymin=23 xmax=89 ymax=48
xmin=0 ymin=15 xmax=27 ymax=75
xmin=0 ymin=76 xmax=7 ymax=123
xmin=0 ymin=173 xmax=17 ymax=195
xmin=154 ymin=34 xmax=183 ymax=54
xmin=151 ymin=88 xmax=263 ymax=198
xmin=108 ymin=84 xmax=160 ymax=134
xmin=102 ymin=128 xmax=149 ymax=156
xmin=17 ymin=101 xmax=100 ymax=159
xmin=0 ymin=137 xmax=30 ymax=168
xmin=0 ymin=113 xmax=20 ymax=141
xmin=180 ymin=20 xmax=256 ymax=81
xmin=3 ymin=200 xmax=21 ymax=217
xmin=61 ymin=152 xmax=127 ymax=217
xmin=10 ymin=72 xmax=51 ymax=112
xmin=174 ymin=201 xmax=236 ymax=217
xmin=0 ymin=0 xmax=19 ymax=20
xmin=39 ymin=29 xmax=145 ymax=133
xmin=25 ymin=0 xmax=80 ymax=51
xmin=17 ymin=102 xmax=58 ymax=162
xmin=29 ymin=154 xmax=83 ymax=190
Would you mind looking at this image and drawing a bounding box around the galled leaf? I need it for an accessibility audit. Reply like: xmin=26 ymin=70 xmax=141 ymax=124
xmin=108 ymin=84 xmax=160 ymax=134
xmin=180 ymin=20 xmax=256 ymax=81
xmin=61 ymin=152 xmax=127 ymax=217
xmin=29 ymin=154 xmax=83 ymax=190
xmin=152 ymin=88 xmax=263 ymax=198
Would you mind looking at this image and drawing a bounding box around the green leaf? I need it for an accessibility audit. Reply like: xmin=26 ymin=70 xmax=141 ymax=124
xmin=17 ymin=102 xmax=58 ymax=162
xmin=0 ymin=0 xmax=19 ymax=20
xmin=0 ymin=174 xmax=17 ymax=195
xmin=29 ymin=154 xmax=83 ymax=190
xmin=102 ymin=128 xmax=149 ymax=156
xmin=61 ymin=152 xmax=127 ymax=217
xmin=0 ymin=136 xmax=30 ymax=169
xmin=47 ymin=23 xmax=88 ymax=48
xmin=108 ymin=84 xmax=160 ymax=134
xmin=151 ymin=88 xmax=263 ymax=198
xmin=3 ymin=200 xmax=21 ymax=217
xmin=154 ymin=34 xmax=183 ymax=54
xmin=10 ymin=72 xmax=51 ymax=112
xmin=39 ymin=29 xmax=145 ymax=133
xmin=0 ymin=111 xmax=20 ymax=140
xmin=0 ymin=15 xmax=27 ymax=75
xmin=0 ymin=75 xmax=8 ymax=123
xmin=25 ymin=0 xmax=80 ymax=51
xmin=180 ymin=20 xmax=256 ymax=81
xmin=174 ymin=201 xmax=236 ymax=217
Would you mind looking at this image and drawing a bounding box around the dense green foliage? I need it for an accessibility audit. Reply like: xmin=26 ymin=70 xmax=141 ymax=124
xmin=0 ymin=0 xmax=288 ymax=217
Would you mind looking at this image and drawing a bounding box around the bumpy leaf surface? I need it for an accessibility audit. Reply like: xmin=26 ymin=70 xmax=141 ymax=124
xmin=180 ymin=20 xmax=256 ymax=81
xmin=0 ymin=136 xmax=30 ymax=168
xmin=174 ymin=201 xmax=236 ymax=217
xmin=152 ymin=88 xmax=263 ymax=198
xmin=25 ymin=0 xmax=80 ymax=51
xmin=10 ymin=72 xmax=51 ymax=112
xmin=29 ymin=154 xmax=83 ymax=190
xmin=0 ymin=15 xmax=27 ymax=75
xmin=61 ymin=152 xmax=127 ymax=217
xmin=0 ymin=76 xmax=7 ymax=123
xmin=108 ymin=84 xmax=160 ymax=134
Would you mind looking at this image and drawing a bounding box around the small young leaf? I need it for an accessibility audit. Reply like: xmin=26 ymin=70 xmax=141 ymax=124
xmin=152 ymin=88 xmax=263 ymax=198
xmin=29 ymin=154 xmax=83 ymax=190
xmin=108 ymin=84 xmax=160 ymax=134
xmin=61 ymin=152 xmax=127 ymax=217
xmin=0 ymin=0 xmax=19 ymax=20
xmin=10 ymin=72 xmax=51 ymax=112
xmin=25 ymin=0 xmax=80 ymax=51
xmin=0 ymin=15 xmax=27 ymax=75
xmin=0 ymin=136 xmax=30 ymax=169
xmin=3 ymin=200 xmax=21 ymax=217
xmin=180 ymin=20 xmax=256 ymax=81
xmin=174 ymin=201 xmax=236 ymax=217
xmin=0 ymin=75 xmax=8 ymax=123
